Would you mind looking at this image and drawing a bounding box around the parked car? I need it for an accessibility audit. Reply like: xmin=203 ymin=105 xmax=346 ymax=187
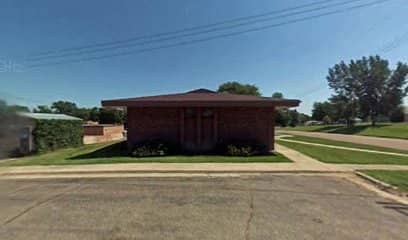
xmin=304 ymin=120 xmax=324 ymax=126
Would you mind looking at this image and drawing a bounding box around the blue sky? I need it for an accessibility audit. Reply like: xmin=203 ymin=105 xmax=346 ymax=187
xmin=1 ymin=0 xmax=407 ymax=114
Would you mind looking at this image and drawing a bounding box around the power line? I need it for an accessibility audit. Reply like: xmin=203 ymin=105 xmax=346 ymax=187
xmin=26 ymin=0 xmax=348 ymax=58
xmin=296 ymin=83 xmax=329 ymax=98
xmin=379 ymin=29 xmax=408 ymax=54
xmin=25 ymin=0 xmax=390 ymax=69
xmin=25 ymin=0 xmax=368 ymax=62
xmin=297 ymin=21 xmax=407 ymax=100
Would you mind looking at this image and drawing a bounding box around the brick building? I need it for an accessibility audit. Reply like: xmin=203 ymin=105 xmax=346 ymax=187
xmin=83 ymin=124 xmax=125 ymax=144
xmin=102 ymin=89 xmax=300 ymax=153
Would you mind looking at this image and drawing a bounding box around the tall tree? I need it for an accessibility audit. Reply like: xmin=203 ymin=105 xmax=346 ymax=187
xmin=0 ymin=100 xmax=7 ymax=116
xmin=311 ymin=101 xmax=333 ymax=121
xmin=288 ymin=110 xmax=299 ymax=127
xmin=327 ymin=56 xmax=408 ymax=126
xmin=355 ymin=56 xmax=390 ymax=125
xmin=272 ymin=92 xmax=284 ymax=99
xmin=99 ymin=108 xmax=125 ymax=124
xmin=88 ymin=107 xmax=100 ymax=122
xmin=329 ymin=95 xmax=350 ymax=123
xmin=327 ymin=61 xmax=359 ymax=126
xmin=217 ymin=81 xmax=261 ymax=96
xmin=51 ymin=101 xmax=78 ymax=115
xmin=33 ymin=105 xmax=53 ymax=113
xmin=272 ymin=92 xmax=287 ymax=126
xmin=270 ymin=92 xmax=301 ymax=127
xmin=384 ymin=62 xmax=408 ymax=115
xmin=7 ymin=105 xmax=30 ymax=113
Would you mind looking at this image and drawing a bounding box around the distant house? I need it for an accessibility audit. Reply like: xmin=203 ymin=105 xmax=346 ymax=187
xmin=6 ymin=113 xmax=82 ymax=155
xmin=405 ymin=107 xmax=408 ymax=122
xmin=102 ymin=88 xmax=300 ymax=153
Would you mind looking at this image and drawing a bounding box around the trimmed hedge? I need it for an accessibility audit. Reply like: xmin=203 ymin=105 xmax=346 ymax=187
xmin=32 ymin=119 xmax=83 ymax=153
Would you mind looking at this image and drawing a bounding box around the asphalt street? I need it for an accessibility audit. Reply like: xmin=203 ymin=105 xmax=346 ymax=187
xmin=0 ymin=175 xmax=406 ymax=240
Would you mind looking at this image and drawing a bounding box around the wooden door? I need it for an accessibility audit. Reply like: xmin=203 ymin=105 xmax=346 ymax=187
xmin=182 ymin=108 xmax=217 ymax=153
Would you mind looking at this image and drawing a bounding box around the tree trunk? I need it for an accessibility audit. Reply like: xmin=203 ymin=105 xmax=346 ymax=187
xmin=371 ymin=114 xmax=376 ymax=126
xmin=346 ymin=118 xmax=354 ymax=127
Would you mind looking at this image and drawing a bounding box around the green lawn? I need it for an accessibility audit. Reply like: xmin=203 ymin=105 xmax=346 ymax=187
xmin=0 ymin=141 xmax=290 ymax=167
xmin=279 ymin=135 xmax=408 ymax=154
xmin=276 ymin=139 xmax=408 ymax=165
xmin=279 ymin=122 xmax=408 ymax=139
xmin=360 ymin=170 xmax=408 ymax=192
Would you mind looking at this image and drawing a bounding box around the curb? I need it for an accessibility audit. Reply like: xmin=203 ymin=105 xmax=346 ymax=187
xmin=354 ymin=171 xmax=395 ymax=190
xmin=0 ymin=170 xmax=352 ymax=179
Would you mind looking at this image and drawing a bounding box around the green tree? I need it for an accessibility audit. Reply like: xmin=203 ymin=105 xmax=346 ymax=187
xmin=322 ymin=115 xmax=332 ymax=124
xmin=75 ymin=108 xmax=91 ymax=120
xmin=33 ymin=105 xmax=53 ymax=113
xmin=384 ymin=62 xmax=408 ymax=118
xmin=99 ymin=108 xmax=125 ymax=124
xmin=327 ymin=61 xmax=359 ymax=126
xmin=273 ymin=92 xmax=288 ymax=126
xmin=311 ymin=101 xmax=334 ymax=121
xmin=217 ymin=81 xmax=261 ymax=96
xmin=298 ymin=113 xmax=311 ymax=124
xmin=272 ymin=92 xmax=284 ymax=99
xmin=327 ymin=56 xmax=408 ymax=126
xmin=275 ymin=108 xmax=289 ymax=127
xmin=7 ymin=105 xmax=30 ymax=113
xmin=89 ymin=107 xmax=100 ymax=122
xmin=271 ymin=92 xmax=302 ymax=127
xmin=329 ymin=95 xmax=349 ymax=123
xmin=51 ymin=101 xmax=78 ymax=115
xmin=0 ymin=100 xmax=7 ymax=116
xmin=389 ymin=106 xmax=405 ymax=122
xmin=288 ymin=110 xmax=299 ymax=127
xmin=354 ymin=56 xmax=390 ymax=125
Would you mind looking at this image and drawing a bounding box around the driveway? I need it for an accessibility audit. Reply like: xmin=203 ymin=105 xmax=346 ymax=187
xmin=277 ymin=130 xmax=408 ymax=151
xmin=0 ymin=175 xmax=407 ymax=240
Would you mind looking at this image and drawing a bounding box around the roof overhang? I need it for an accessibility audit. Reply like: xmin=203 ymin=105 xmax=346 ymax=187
xmin=102 ymin=89 xmax=301 ymax=108
xmin=101 ymin=99 xmax=301 ymax=108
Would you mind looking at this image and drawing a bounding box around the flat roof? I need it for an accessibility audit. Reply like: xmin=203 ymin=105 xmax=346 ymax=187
xmin=18 ymin=112 xmax=82 ymax=120
xmin=102 ymin=89 xmax=300 ymax=108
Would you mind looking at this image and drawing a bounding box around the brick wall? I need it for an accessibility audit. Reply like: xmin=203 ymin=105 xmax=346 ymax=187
xmin=217 ymin=107 xmax=274 ymax=151
xmin=126 ymin=107 xmax=275 ymax=152
xmin=83 ymin=125 xmax=104 ymax=136
xmin=83 ymin=125 xmax=125 ymax=144
xmin=127 ymin=107 xmax=180 ymax=146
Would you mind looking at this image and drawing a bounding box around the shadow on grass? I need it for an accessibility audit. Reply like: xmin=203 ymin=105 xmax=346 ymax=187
xmin=69 ymin=141 xmax=279 ymax=160
xmin=69 ymin=142 xmax=129 ymax=160
xmin=328 ymin=124 xmax=390 ymax=134
xmin=309 ymin=125 xmax=343 ymax=132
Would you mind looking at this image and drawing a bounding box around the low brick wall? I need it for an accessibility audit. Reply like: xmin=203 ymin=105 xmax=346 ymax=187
xmin=83 ymin=125 xmax=125 ymax=144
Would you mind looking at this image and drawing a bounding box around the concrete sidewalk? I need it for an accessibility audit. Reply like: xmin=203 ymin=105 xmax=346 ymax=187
xmin=1 ymin=144 xmax=407 ymax=180
xmin=278 ymin=137 xmax=408 ymax=157
xmin=277 ymin=130 xmax=408 ymax=151
xmin=0 ymin=145 xmax=344 ymax=179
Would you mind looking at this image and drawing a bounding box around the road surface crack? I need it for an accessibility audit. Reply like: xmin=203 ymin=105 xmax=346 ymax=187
xmin=245 ymin=191 xmax=254 ymax=240
xmin=2 ymin=184 xmax=81 ymax=226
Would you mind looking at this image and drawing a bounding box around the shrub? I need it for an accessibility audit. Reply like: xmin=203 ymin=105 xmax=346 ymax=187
xmin=226 ymin=144 xmax=253 ymax=156
xmin=131 ymin=140 xmax=178 ymax=157
xmin=389 ymin=107 xmax=405 ymax=123
xmin=217 ymin=139 xmax=267 ymax=156
xmin=32 ymin=119 xmax=83 ymax=153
